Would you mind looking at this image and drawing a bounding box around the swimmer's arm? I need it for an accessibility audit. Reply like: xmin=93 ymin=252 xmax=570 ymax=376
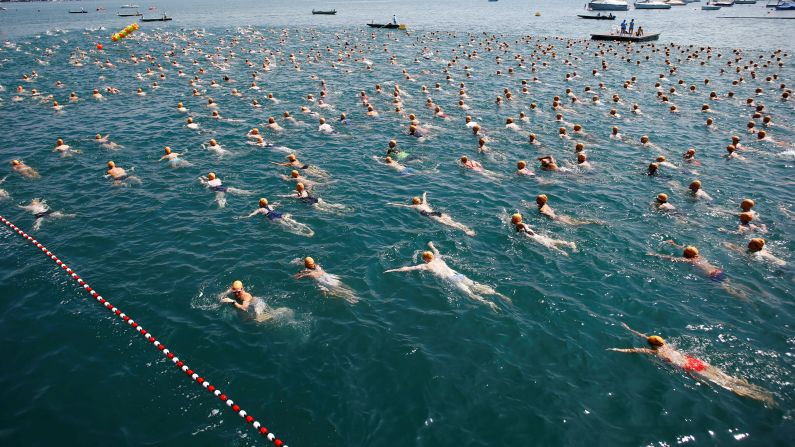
xmin=386 ymin=203 xmax=412 ymax=208
xmin=384 ymin=264 xmax=427 ymax=273
xmin=607 ymin=348 xmax=655 ymax=354
xmin=271 ymin=162 xmax=291 ymax=166
xmin=620 ymin=322 xmax=648 ymax=339
xmin=647 ymin=253 xmax=686 ymax=262
xmin=427 ymin=241 xmax=440 ymax=256
xmin=722 ymin=242 xmax=742 ymax=253
xmin=422 ymin=192 xmax=428 ymax=205
xmin=664 ymin=240 xmax=684 ymax=249
xmin=243 ymin=209 xmax=261 ymax=218
xmin=233 ymin=301 xmax=249 ymax=311
xmin=293 ymin=270 xmax=312 ymax=279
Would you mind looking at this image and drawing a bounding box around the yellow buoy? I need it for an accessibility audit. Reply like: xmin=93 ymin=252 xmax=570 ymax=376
xmin=535 ymin=12 xmax=541 ymax=17
xmin=398 ymin=24 xmax=407 ymax=30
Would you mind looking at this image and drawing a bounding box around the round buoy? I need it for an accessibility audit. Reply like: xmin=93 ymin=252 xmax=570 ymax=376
xmin=96 ymin=44 xmax=103 ymax=50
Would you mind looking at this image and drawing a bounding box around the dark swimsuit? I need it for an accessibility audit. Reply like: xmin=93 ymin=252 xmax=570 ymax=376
xmin=264 ymin=206 xmax=282 ymax=220
xmin=515 ymin=224 xmax=535 ymax=236
xmin=213 ymin=185 xmax=228 ymax=193
xmin=420 ymin=210 xmax=442 ymax=218
xmin=300 ymin=164 xmax=309 ymax=170
xmin=299 ymin=193 xmax=318 ymax=204
xmin=34 ymin=209 xmax=53 ymax=219
xmin=709 ymin=269 xmax=726 ymax=282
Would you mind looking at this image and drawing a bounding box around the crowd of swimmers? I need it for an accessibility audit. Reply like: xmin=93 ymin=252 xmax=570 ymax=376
xmin=2 ymin=26 xmax=792 ymax=407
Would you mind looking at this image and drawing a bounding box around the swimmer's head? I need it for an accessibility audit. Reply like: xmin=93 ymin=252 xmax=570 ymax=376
xmin=517 ymin=160 xmax=527 ymax=169
xmin=647 ymin=335 xmax=665 ymax=348
xmin=209 ymin=139 xmax=217 ymax=146
xmin=288 ymin=154 xmax=296 ymax=162
xmin=739 ymin=212 xmax=753 ymax=224
xmin=577 ymin=153 xmax=587 ymax=163
xmin=56 ymin=138 xmax=64 ymax=146
xmin=296 ymin=183 xmax=305 ymax=192
xmin=422 ymin=251 xmax=434 ymax=263
xmin=251 ymin=127 xmax=259 ymax=135
xmin=683 ymin=246 xmax=699 ymax=259
xmin=656 ymin=156 xmax=666 ymax=163
xmin=95 ymin=134 xmax=101 ymax=140
xmin=741 ymin=199 xmax=755 ymax=211
xmin=389 ymin=139 xmax=397 ymax=148
xmin=641 ymin=135 xmax=649 ymax=144
xmin=11 ymin=160 xmax=20 ymax=166
xmin=269 ymin=117 xmax=275 ymax=124
xmin=689 ymin=180 xmax=701 ymax=191
xmin=290 ymin=170 xmax=299 ymax=178
xmin=107 ymin=161 xmax=115 ymax=168
xmin=304 ymin=257 xmax=316 ymax=269
xmin=164 ymin=147 xmax=171 ymax=154
xmin=575 ymin=143 xmax=584 ymax=152
xmin=536 ymin=194 xmax=548 ymax=206
xmin=385 ymin=156 xmax=393 ymax=164
xmin=411 ymin=197 xmax=421 ymax=205
xmin=232 ymin=280 xmax=244 ymax=292
xmin=657 ymin=193 xmax=668 ymax=203
xmin=460 ymin=156 xmax=469 ymax=163
xmin=207 ymin=172 xmax=216 ymax=180
xmin=748 ymin=238 xmax=765 ymax=252
xmin=511 ymin=213 xmax=523 ymax=224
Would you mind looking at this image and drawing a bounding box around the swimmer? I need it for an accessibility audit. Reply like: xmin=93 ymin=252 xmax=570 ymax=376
xmin=94 ymin=133 xmax=121 ymax=150
xmin=535 ymin=194 xmax=602 ymax=225
xmin=653 ymin=193 xmax=676 ymax=212
xmin=288 ymin=182 xmax=346 ymax=212
xmin=186 ymin=117 xmax=199 ymax=130
xmin=198 ymin=172 xmax=250 ymax=208
xmin=158 ymin=146 xmax=188 ymax=167
xmin=459 ymin=155 xmax=482 ymax=172
xmin=53 ymin=138 xmax=78 ymax=157
xmin=511 ymin=213 xmax=577 ymax=256
xmin=682 ymin=148 xmax=700 ymax=166
xmin=280 ymin=169 xmax=317 ymax=188
xmin=318 ymin=117 xmax=334 ymax=133
xmin=294 ymin=257 xmax=358 ymax=304
xmin=384 ymin=241 xmax=510 ymax=311
xmin=19 ymin=198 xmax=73 ymax=231
xmin=516 ymin=160 xmax=534 ymax=176
xmin=723 ymin=238 xmax=785 ymax=267
xmin=219 ymin=280 xmax=252 ymax=311
xmin=387 ymin=192 xmax=476 ymax=236
xmin=266 ymin=117 xmax=284 ymax=131
xmin=648 ymin=243 xmax=750 ymax=300
xmin=378 ymin=156 xmax=414 ymax=175
xmin=609 ymin=323 xmax=774 ymax=406
xmin=688 ymin=180 xmax=713 ymax=201
xmin=386 ymin=139 xmax=410 ymax=161
xmin=244 ymin=198 xmax=314 ymax=237
xmin=722 ymin=212 xmax=767 ymax=234
xmin=11 ymin=159 xmax=39 ymax=179
xmin=105 ymin=161 xmax=139 ymax=185
xmin=203 ymin=138 xmax=229 ymax=156
xmin=655 ymin=156 xmax=677 ymax=169
xmin=0 ymin=176 xmax=8 ymax=200
xmin=177 ymin=102 xmax=188 ymax=113
xmin=272 ymin=154 xmax=327 ymax=177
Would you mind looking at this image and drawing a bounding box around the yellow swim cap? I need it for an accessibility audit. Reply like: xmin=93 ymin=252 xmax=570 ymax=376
xmin=647 ymin=335 xmax=665 ymax=347
xmin=232 ymin=280 xmax=243 ymax=290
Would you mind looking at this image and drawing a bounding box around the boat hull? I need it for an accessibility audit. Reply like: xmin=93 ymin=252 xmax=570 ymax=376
xmin=591 ymin=33 xmax=660 ymax=42
xmin=589 ymin=3 xmax=630 ymax=10
xmin=634 ymin=3 xmax=673 ymax=8
xmin=578 ymin=14 xmax=617 ymax=19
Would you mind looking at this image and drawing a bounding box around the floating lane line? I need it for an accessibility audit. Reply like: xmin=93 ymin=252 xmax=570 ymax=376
xmin=0 ymin=215 xmax=287 ymax=446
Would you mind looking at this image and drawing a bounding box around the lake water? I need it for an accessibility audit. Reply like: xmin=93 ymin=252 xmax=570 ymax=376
xmin=0 ymin=1 xmax=794 ymax=446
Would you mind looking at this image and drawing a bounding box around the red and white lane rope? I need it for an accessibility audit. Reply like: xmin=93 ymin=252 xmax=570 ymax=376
xmin=0 ymin=215 xmax=287 ymax=446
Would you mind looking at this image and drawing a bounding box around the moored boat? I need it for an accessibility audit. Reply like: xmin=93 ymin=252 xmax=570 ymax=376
xmin=588 ymin=0 xmax=630 ymax=10
xmin=118 ymin=10 xmax=142 ymax=17
xmin=702 ymin=1 xmax=722 ymax=8
xmin=774 ymin=0 xmax=795 ymax=8
xmin=634 ymin=0 xmax=673 ymax=8
xmin=367 ymin=23 xmax=405 ymax=29
xmin=69 ymin=8 xmax=88 ymax=14
xmin=712 ymin=0 xmax=735 ymax=5
xmin=312 ymin=9 xmax=337 ymax=15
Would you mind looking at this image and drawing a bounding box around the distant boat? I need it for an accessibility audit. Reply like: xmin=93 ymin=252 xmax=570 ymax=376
xmin=120 ymin=4 xmax=140 ymax=8
xmin=69 ymin=8 xmax=88 ymax=14
xmin=588 ymin=0 xmax=630 ymax=11
xmin=578 ymin=13 xmax=617 ymax=19
xmin=702 ymin=1 xmax=722 ymax=8
xmin=775 ymin=0 xmax=795 ymax=8
xmin=118 ymin=11 xmax=142 ymax=17
xmin=591 ymin=32 xmax=660 ymax=42
xmin=140 ymin=14 xmax=172 ymax=22
xmin=367 ymin=22 xmax=404 ymax=29
xmin=634 ymin=0 xmax=673 ymax=8
xmin=312 ymin=9 xmax=337 ymax=15
xmin=734 ymin=0 xmax=756 ymax=3
xmin=712 ymin=0 xmax=735 ymax=5
xmin=665 ymin=0 xmax=687 ymax=5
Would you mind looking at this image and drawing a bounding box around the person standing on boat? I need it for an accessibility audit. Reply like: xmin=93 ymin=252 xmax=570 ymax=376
xmin=620 ymin=19 xmax=627 ymax=35
xmin=629 ymin=19 xmax=635 ymax=36
xmin=392 ymin=14 xmax=397 ymax=25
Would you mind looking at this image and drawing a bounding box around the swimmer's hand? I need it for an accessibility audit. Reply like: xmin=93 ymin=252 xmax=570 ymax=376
xmin=220 ymin=297 xmax=235 ymax=303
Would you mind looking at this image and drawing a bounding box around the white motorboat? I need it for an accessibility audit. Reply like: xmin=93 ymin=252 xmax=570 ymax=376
xmin=588 ymin=0 xmax=630 ymax=10
xmin=634 ymin=0 xmax=673 ymax=8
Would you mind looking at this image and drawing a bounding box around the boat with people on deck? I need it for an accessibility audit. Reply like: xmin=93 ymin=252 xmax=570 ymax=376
xmin=578 ymin=13 xmax=617 ymax=19
xmin=140 ymin=13 xmax=172 ymax=22
xmin=588 ymin=0 xmax=630 ymax=10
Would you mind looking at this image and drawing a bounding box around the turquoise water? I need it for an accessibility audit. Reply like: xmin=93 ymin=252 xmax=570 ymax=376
xmin=1 ymin=1 xmax=794 ymax=446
